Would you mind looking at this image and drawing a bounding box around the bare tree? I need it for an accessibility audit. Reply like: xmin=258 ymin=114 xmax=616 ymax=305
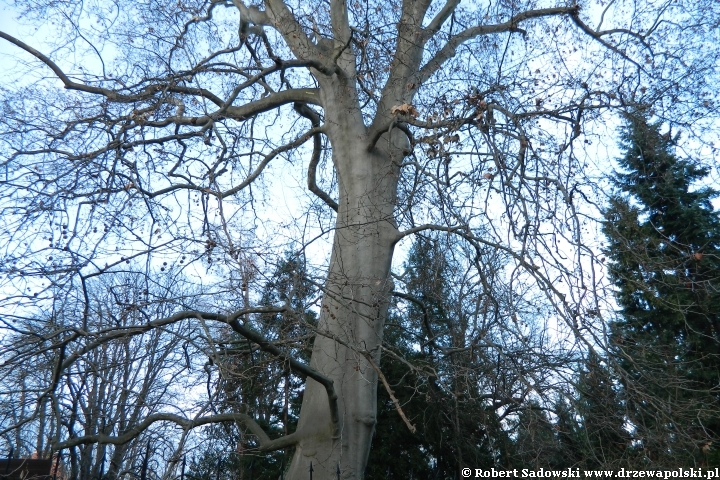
xmin=0 ymin=270 xmax=214 ymax=479
xmin=0 ymin=0 xmax=718 ymax=478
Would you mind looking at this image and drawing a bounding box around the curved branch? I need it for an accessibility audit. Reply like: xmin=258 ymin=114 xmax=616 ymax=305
xmin=393 ymin=223 xmax=465 ymax=245
xmin=53 ymin=413 xmax=301 ymax=452
xmin=392 ymin=222 xmax=593 ymax=350
xmin=366 ymin=117 xmax=415 ymax=152
xmin=123 ymin=124 xmax=324 ymax=199
xmin=417 ymin=6 xmax=580 ymax=85
xmin=294 ymin=103 xmax=338 ymax=211
xmin=166 ymin=85 xmax=226 ymax=107
xmin=60 ymin=307 xmax=287 ymax=373
xmin=0 ymin=30 xmax=322 ymax=118
xmin=146 ymin=88 xmax=322 ymax=128
xmin=391 ymin=291 xmax=435 ymax=347
xmin=57 ymin=305 xmax=339 ymax=432
xmin=569 ymin=12 xmax=644 ymax=70
xmin=0 ymin=31 xmax=225 ymax=106
xmin=261 ymin=0 xmax=339 ymax=76
xmin=0 ymin=31 xmax=110 ymax=97
xmin=366 ymin=356 xmax=416 ymax=434
xmin=227 ymin=318 xmax=340 ymax=438
xmin=43 ymin=304 xmax=339 ymax=451
xmin=220 ymin=125 xmax=324 ymax=198
xmin=424 ymin=0 xmax=461 ymax=35
xmin=367 ymin=118 xmax=397 ymax=151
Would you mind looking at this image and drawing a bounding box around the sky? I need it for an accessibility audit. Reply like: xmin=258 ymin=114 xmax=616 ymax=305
xmin=2 ymin=0 xmax=717 ymax=333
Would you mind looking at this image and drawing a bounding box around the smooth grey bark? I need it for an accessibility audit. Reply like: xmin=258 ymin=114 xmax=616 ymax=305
xmin=286 ymin=113 xmax=407 ymax=479
xmin=227 ymin=2 xmax=581 ymax=478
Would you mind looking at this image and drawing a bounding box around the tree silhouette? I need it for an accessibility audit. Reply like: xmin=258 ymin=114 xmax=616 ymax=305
xmin=0 ymin=0 xmax=718 ymax=477
xmin=604 ymin=113 xmax=720 ymax=466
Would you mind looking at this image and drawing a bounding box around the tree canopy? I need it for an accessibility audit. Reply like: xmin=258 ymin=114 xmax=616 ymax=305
xmin=604 ymin=113 xmax=720 ymax=466
xmin=0 ymin=0 xmax=719 ymax=478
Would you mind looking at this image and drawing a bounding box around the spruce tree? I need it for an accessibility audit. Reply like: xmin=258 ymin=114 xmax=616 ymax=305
xmin=367 ymin=236 xmax=508 ymax=478
xmin=188 ymin=253 xmax=315 ymax=480
xmin=510 ymin=357 xmax=632 ymax=470
xmin=573 ymin=355 xmax=633 ymax=469
xmin=511 ymin=402 xmax=563 ymax=469
xmin=603 ymin=113 xmax=720 ymax=466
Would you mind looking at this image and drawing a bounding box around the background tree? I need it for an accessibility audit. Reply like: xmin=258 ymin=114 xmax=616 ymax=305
xmin=510 ymin=401 xmax=561 ymax=470
xmin=368 ymin=233 xmax=584 ymax=477
xmin=187 ymin=252 xmax=314 ymax=480
xmin=572 ymin=354 xmax=633 ymax=469
xmin=368 ymin=236 xmax=508 ymax=478
xmin=0 ymin=270 xmax=203 ymax=480
xmin=604 ymin=113 xmax=720 ymax=466
xmin=0 ymin=0 xmax=718 ymax=478
xmin=506 ymin=354 xmax=634 ymax=470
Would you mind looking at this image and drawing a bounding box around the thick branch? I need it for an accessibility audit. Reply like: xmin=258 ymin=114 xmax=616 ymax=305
xmin=224 ymin=88 xmax=320 ymax=119
xmin=569 ymin=11 xmax=644 ymax=69
xmin=424 ymin=0 xmax=461 ymax=34
xmin=371 ymin=0 xmax=433 ymax=132
xmin=60 ymin=307 xmax=286 ymax=373
xmin=0 ymin=30 xmax=322 ymax=123
xmin=262 ymin=0 xmax=339 ymax=76
xmin=0 ymin=31 xmax=111 ymax=97
xmin=46 ymin=304 xmax=339 ymax=451
xmin=0 ymin=31 xmax=223 ymax=106
xmin=294 ymin=103 xmax=338 ymax=211
xmin=330 ymin=0 xmax=352 ymax=51
xmin=393 ymin=224 xmax=465 ymax=245
xmin=152 ymin=88 xmax=322 ymax=127
xmin=417 ymin=6 xmax=580 ymax=85
xmin=227 ymin=318 xmax=340 ymax=438
xmin=53 ymin=413 xmax=300 ymax=452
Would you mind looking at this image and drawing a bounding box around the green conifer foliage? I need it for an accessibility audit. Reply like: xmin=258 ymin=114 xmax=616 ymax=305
xmin=573 ymin=355 xmax=632 ymax=469
xmin=511 ymin=402 xmax=563 ymax=469
xmin=603 ymin=113 xmax=720 ymax=466
xmin=367 ymin=237 xmax=509 ymax=479
xmin=187 ymin=254 xmax=315 ymax=480
xmin=510 ymin=356 xmax=632 ymax=470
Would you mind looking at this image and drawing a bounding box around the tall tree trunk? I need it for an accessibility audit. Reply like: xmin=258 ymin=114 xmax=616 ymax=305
xmin=286 ymin=125 xmax=406 ymax=479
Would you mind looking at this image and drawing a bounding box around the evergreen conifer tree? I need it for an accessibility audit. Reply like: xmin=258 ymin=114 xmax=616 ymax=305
xmin=510 ymin=401 xmax=562 ymax=469
xmin=603 ymin=113 xmax=720 ymax=466
xmin=367 ymin=236 xmax=509 ymax=478
xmin=573 ymin=354 xmax=633 ymax=469
xmin=187 ymin=253 xmax=315 ymax=480
xmin=510 ymin=356 xmax=632 ymax=470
